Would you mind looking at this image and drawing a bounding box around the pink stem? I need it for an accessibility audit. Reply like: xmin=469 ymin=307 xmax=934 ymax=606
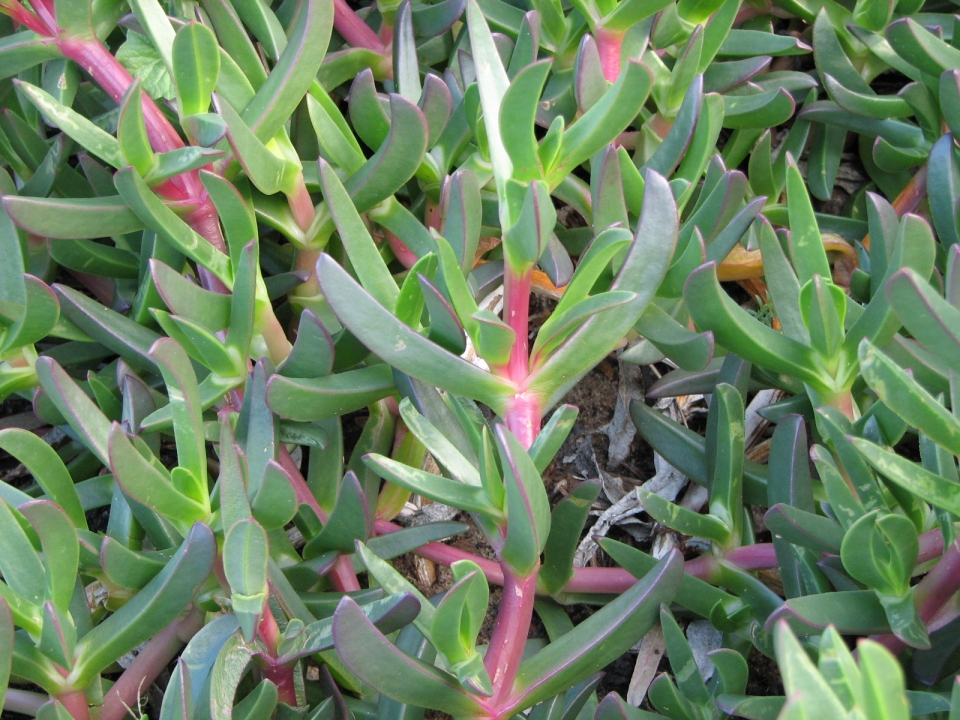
xmin=330 ymin=555 xmax=363 ymax=591
xmin=560 ymin=566 xmax=639 ymax=594
xmin=425 ymin=198 xmax=441 ymax=231
xmin=384 ymin=229 xmax=419 ymax=269
xmin=483 ymin=567 xmax=538 ymax=705
xmin=919 ymin=528 xmax=945 ymax=565
xmin=56 ymin=35 xmax=238 ymax=296
xmin=373 ymin=520 xmax=781 ymax=593
xmin=278 ymin=447 xmax=362 ymax=591
xmin=280 ymin=446 xmax=326 ymax=519
xmin=498 ymin=264 xmax=541 ymax=712
xmin=258 ymin=604 xmax=283 ymax=649
xmin=504 ymin=393 xmax=541 ymax=454
xmin=66 ymin=269 xmax=114 ymax=306
xmin=3 ymin=2 xmax=51 ymax=35
xmin=57 ymin=39 xmax=204 ymax=200
xmin=503 ymin=267 xmax=532 ymax=386
xmin=99 ymin=607 xmax=205 ymax=720
xmin=58 ymin=41 xmax=184 ymax=155
xmin=915 ymin=539 xmax=960 ymax=624
xmin=332 ymin=0 xmax=387 ymax=53
xmin=716 ymin=543 xmax=779 ymax=572
xmin=500 ymin=263 xmax=541 ymax=447
xmin=287 ymin=177 xmax=316 ymax=233
xmin=613 ymin=131 xmax=639 ymax=150
xmin=185 ymin=202 xmax=229 ymax=255
xmin=262 ymin=663 xmax=299 ymax=706
xmin=54 ymin=691 xmax=89 ymax=720
xmin=257 ymin=609 xmax=299 ymax=706
xmin=594 ymin=27 xmax=625 ymax=84
xmin=375 ymin=519 xmax=505 ymax=581
xmin=379 ymin=23 xmax=394 ymax=47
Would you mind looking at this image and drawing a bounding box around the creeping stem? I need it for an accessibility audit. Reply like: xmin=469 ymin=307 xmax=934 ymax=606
xmin=99 ymin=608 xmax=206 ymax=720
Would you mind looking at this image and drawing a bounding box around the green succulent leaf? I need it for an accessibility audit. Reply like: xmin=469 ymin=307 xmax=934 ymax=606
xmin=2 ymin=195 xmax=145 ymax=239
xmin=224 ymin=518 xmax=268 ymax=642
xmin=497 ymin=424 xmax=552 ymax=576
xmin=0 ymin=429 xmax=86 ymax=529
xmin=172 ymin=22 xmax=220 ymax=117
xmin=333 ymin=595 xmax=486 ymax=716
xmin=72 ymin=523 xmax=215 ymax=686
xmin=639 ymin=487 xmax=732 ymax=545
xmin=317 ymin=254 xmax=514 ymax=413
xmin=509 ymin=551 xmax=683 ymax=712
xmin=852 ymin=437 xmax=960 ymax=517
xmin=15 ymin=81 xmax=123 ymax=167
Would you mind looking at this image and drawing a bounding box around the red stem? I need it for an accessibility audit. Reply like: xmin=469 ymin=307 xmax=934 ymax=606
xmin=372 ymin=520 xmax=785 ymax=593
xmin=503 ymin=267 xmax=531 ymax=386
xmin=57 ymin=39 xmax=202 ymax=196
xmin=484 ymin=568 xmax=539 ymax=705
xmin=54 ymin=691 xmax=89 ymax=720
xmin=261 ymin=663 xmax=299 ymax=706
xmin=3 ymin=1 xmax=50 ymax=35
xmin=56 ymin=34 xmax=236 ymax=295
xmin=99 ymin=607 xmax=205 ymax=720
xmin=257 ymin=610 xmax=299 ymax=706
xmin=58 ymin=41 xmax=184 ymax=156
xmin=594 ymin=27 xmax=625 ymax=84
xmin=258 ymin=605 xmax=283 ymax=650
xmin=332 ymin=0 xmax=387 ymax=53
xmin=287 ymin=177 xmax=316 ymax=233
xmin=278 ymin=447 xmax=362 ymax=591
xmin=384 ymin=229 xmax=419 ymax=269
